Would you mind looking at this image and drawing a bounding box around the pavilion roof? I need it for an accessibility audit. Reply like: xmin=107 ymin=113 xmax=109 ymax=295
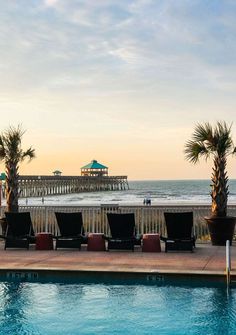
xmin=81 ymin=160 xmax=108 ymax=169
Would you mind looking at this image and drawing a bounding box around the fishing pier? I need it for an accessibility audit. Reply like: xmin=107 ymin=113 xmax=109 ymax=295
xmin=16 ymin=175 xmax=129 ymax=198
xmin=0 ymin=160 xmax=129 ymax=199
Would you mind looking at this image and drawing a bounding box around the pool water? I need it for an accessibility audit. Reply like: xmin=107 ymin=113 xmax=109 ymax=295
xmin=0 ymin=282 xmax=235 ymax=335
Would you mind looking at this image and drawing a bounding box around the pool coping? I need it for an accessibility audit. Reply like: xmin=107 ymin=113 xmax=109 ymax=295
xmin=0 ymin=268 xmax=234 ymax=286
xmin=0 ymin=243 xmax=235 ymax=284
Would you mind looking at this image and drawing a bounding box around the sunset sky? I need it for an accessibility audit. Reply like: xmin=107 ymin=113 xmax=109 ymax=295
xmin=0 ymin=0 xmax=236 ymax=180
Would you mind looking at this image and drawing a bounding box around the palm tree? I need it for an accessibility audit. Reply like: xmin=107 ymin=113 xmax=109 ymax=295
xmin=0 ymin=125 xmax=35 ymax=212
xmin=185 ymin=121 xmax=236 ymax=218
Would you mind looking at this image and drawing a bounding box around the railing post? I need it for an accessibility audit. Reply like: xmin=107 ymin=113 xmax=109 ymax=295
xmin=45 ymin=207 xmax=49 ymax=232
xmin=226 ymin=240 xmax=231 ymax=287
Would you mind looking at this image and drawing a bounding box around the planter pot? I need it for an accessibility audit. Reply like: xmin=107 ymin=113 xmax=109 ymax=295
xmin=204 ymin=216 xmax=236 ymax=246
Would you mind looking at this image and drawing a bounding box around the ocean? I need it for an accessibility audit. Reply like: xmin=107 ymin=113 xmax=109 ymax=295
xmin=8 ymin=179 xmax=236 ymax=206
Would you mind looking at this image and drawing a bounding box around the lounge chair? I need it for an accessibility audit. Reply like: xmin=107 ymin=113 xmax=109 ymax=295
xmin=54 ymin=212 xmax=87 ymax=250
xmin=4 ymin=212 xmax=34 ymax=249
xmin=106 ymin=213 xmax=142 ymax=251
xmin=160 ymin=212 xmax=196 ymax=252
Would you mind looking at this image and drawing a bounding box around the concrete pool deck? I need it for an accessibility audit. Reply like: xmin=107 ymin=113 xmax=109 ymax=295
xmin=0 ymin=242 xmax=235 ymax=281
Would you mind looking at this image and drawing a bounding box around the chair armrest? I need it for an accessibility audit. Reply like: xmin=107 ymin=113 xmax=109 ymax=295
xmin=81 ymin=234 xmax=88 ymax=243
xmin=55 ymin=235 xmax=83 ymax=239
xmin=103 ymin=235 xmax=111 ymax=241
xmin=160 ymin=235 xmax=167 ymax=242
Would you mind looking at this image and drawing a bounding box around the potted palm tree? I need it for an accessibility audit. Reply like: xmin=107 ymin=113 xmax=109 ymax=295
xmin=185 ymin=121 xmax=236 ymax=245
xmin=0 ymin=125 xmax=35 ymax=213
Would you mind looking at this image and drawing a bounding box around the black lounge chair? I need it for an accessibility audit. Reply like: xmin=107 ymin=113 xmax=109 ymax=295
xmin=55 ymin=212 xmax=87 ymax=250
xmin=160 ymin=212 xmax=196 ymax=252
xmin=106 ymin=213 xmax=141 ymax=251
xmin=4 ymin=212 xmax=34 ymax=249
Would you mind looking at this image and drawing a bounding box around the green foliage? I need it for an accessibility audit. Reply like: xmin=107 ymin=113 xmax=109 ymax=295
xmin=185 ymin=121 xmax=236 ymax=217
xmin=0 ymin=125 xmax=35 ymax=212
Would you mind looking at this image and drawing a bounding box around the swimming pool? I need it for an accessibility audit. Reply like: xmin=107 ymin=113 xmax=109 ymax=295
xmin=0 ymin=281 xmax=235 ymax=335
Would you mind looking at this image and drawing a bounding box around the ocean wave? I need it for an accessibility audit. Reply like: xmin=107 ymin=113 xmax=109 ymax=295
xmin=3 ymin=179 xmax=236 ymax=206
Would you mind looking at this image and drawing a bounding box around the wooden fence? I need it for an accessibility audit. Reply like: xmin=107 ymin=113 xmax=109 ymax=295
xmin=1 ymin=204 xmax=236 ymax=241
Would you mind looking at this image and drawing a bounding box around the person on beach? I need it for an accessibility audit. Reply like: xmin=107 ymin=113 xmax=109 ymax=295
xmin=144 ymin=195 xmax=151 ymax=205
xmin=146 ymin=196 xmax=151 ymax=205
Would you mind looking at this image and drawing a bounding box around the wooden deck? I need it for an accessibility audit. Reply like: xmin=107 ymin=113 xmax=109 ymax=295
xmin=0 ymin=242 xmax=235 ymax=282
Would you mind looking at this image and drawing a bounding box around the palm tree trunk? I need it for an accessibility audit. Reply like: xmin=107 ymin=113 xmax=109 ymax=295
xmin=211 ymin=156 xmax=228 ymax=217
xmin=5 ymin=164 xmax=19 ymax=212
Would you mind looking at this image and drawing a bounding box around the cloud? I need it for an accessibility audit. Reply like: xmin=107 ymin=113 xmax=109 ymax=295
xmin=44 ymin=0 xmax=59 ymax=7
xmin=1 ymin=0 xmax=236 ymax=97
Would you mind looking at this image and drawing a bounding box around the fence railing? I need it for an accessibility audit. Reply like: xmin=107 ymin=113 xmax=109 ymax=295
xmin=1 ymin=204 xmax=236 ymax=241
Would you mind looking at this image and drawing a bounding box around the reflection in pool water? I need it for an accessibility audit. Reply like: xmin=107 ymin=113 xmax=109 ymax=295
xmin=0 ymin=282 xmax=235 ymax=335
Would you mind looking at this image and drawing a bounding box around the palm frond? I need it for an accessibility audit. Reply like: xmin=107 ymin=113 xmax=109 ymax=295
xmin=184 ymin=140 xmax=208 ymax=164
xmin=192 ymin=122 xmax=213 ymax=143
xmin=215 ymin=121 xmax=234 ymax=156
xmin=0 ymin=136 xmax=6 ymax=159
xmin=21 ymin=147 xmax=36 ymax=161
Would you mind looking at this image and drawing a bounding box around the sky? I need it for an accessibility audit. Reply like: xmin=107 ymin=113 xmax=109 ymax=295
xmin=0 ymin=0 xmax=236 ymax=180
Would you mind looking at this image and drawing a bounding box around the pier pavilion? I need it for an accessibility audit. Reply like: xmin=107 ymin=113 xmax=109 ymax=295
xmin=81 ymin=160 xmax=108 ymax=177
